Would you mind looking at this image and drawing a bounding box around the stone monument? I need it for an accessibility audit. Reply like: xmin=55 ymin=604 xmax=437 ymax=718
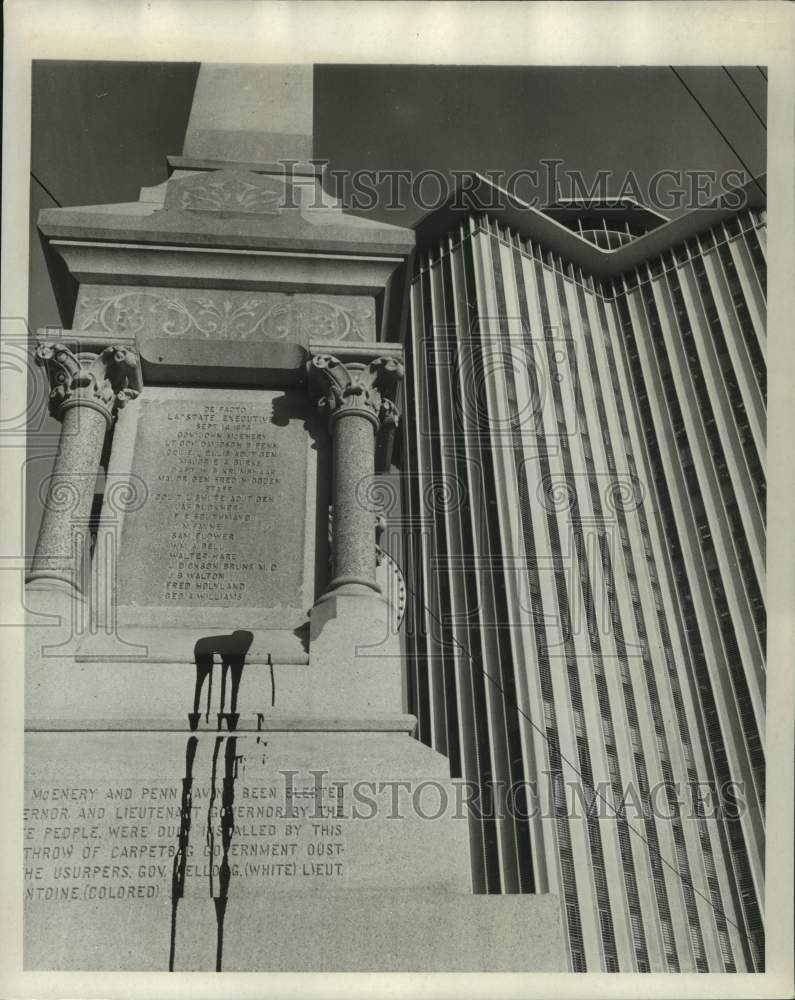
xmin=24 ymin=64 xmax=563 ymax=971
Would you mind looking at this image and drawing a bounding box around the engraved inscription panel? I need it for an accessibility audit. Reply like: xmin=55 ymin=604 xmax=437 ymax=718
xmin=23 ymin=734 xmax=463 ymax=902
xmin=23 ymin=734 xmax=472 ymax=969
xmin=117 ymin=389 xmax=312 ymax=612
xmin=24 ymin=773 xmax=347 ymax=903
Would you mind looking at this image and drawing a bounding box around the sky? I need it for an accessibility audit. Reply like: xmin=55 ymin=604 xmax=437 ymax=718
xmin=25 ymin=62 xmax=766 ymax=553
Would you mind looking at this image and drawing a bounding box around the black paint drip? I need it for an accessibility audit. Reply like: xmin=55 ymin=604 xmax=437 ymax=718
xmin=206 ymin=736 xmax=223 ymax=901
xmin=218 ymin=655 xmax=245 ymax=731
xmin=214 ymin=737 xmax=238 ymax=971
xmin=190 ymin=631 xmax=252 ymax=731
xmin=174 ymin=631 xmax=249 ymax=970
xmin=169 ymin=736 xmax=197 ymax=972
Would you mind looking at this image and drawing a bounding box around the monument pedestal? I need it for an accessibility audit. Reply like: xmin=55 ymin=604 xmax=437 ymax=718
xmin=24 ymin=694 xmax=564 ymax=972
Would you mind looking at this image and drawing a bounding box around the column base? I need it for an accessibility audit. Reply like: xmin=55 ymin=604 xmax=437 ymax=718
xmin=315 ymin=576 xmax=382 ymax=603
xmin=24 ymin=580 xmax=87 ymax=660
xmin=24 ymin=576 xmax=83 ymax=602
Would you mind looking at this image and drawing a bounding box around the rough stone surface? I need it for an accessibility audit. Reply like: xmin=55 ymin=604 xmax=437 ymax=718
xmin=28 ymin=403 xmax=107 ymax=592
xmin=330 ymin=410 xmax=378 ymax=590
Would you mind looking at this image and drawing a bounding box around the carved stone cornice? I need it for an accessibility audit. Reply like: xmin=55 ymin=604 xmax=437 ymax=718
xmin=307 ymin=354 xmax=404 ymax=431
xmin=34 ymin=343 xmax=142 ymax=425
xmin=77 ymin=288 xmax=375 ymax=343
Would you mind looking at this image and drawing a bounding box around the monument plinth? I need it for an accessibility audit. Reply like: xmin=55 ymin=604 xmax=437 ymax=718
xmin=25 ymin=63 xmax=564 ymax=972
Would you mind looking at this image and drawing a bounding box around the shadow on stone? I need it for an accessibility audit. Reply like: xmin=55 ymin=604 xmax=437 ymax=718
xmin=292 ymin=621 xmax=310 ymax=661
xmin=271 ymin=390 xmax=322 ymax=449
xmin=271 ymin=388 xmax=332 ymax=605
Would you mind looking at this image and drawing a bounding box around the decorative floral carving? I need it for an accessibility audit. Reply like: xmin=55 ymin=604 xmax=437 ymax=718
xmin=307 ymin=354 xmax=404 ymax=429
xmin=79 ymin=290 xmax=373 ymax=342
xmin=34 ymin=343 xmax=142 ymax=423
xmin=169 ymin=172 xmax=283 ymax=215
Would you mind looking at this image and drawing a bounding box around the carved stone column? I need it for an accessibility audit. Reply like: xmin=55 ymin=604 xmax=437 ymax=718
xmin=308 ymin=353 xmax=403 ymax=600
xmin=27 ymin=343 xmax=141 ymax=594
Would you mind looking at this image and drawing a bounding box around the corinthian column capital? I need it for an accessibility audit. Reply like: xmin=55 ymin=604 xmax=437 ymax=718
xmin=35 ymin=343 xmax=142 ymax=425
xmin=307 ymin=354 xmax=404 ymax=430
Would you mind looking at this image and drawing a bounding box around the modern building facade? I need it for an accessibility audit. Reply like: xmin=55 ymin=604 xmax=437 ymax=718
xmin=402 ymin=178 xmax=766 ymax=972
